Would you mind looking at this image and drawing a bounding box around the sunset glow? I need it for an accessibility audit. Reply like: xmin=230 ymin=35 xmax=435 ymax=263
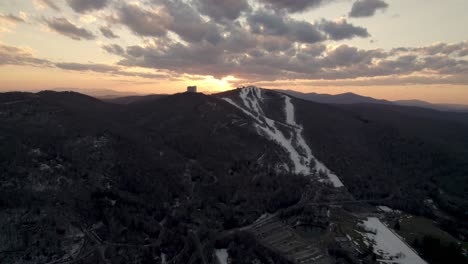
xmin=1 ymin=0 xmax=467 ymax=103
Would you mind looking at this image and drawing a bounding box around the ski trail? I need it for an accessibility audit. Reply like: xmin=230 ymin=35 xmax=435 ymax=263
xmin=223 ymin=87 xmax=344 ymax=187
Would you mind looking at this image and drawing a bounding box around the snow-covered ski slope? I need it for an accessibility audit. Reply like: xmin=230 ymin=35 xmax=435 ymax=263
xmin=223 ymin=86 xmax=344 ymax=188
xmin=361 ymin=217 xmax=427 ymax=264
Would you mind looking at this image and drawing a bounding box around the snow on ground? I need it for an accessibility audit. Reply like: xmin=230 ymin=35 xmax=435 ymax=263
xmin=215 ymin=249 xmax=229 ymax=264
xmin=284 ymin=96 xmax=344 ymax=187
xmin=223 ymin=87 xmax=310 ymax=175
xmin=223 ymin=87 xmax=344 ymax=187
xmin=360 ymin=217 xmax=427 ymax=264
xmin=377 ymin=206 xmax=395 ymax=213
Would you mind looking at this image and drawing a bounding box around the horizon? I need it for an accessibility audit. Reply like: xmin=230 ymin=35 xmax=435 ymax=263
xmin=5 ymin=86 xmax=468 ymax=107
xmin=1 ymin=0 xmax=467 ymax=104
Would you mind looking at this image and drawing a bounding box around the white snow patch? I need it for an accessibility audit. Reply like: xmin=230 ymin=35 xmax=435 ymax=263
xmin=424 ymin=199 xmax=438 ymax=210
xmin=254 ymin=213 xmax=271 ymax=223
xmin=377 ymin=206 xmax=394 ymax=213
xmin=215 ymin=249 xmax=229 ymax=264
xmin=360 ymin=217 xmax=427 ymax=264
xmin=222 ymin=87 xmax=345 ymax=188
xmin=223 ymin=98 xmax=262 ymax=123
xmin=69 ymin=240 xmax=83 ymax=257
xmin=223 ymin=87 xmax=309 ymax=175
xmin=284 ymin=95 xmax=343 ymax=187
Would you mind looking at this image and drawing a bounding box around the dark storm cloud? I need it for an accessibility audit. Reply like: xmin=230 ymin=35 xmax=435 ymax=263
xmin=318 ymin=19 xmax=370 ymax=40
xmin=0 ymin=14 xmax=25 ymax=23
xmin=44 ymin=17 xmax=96 ymax=40
xmin=349 ymin=0 xmax=389 ymax=18
xmin=66 ymin=0 xmax=108 ymax=13
xmin=100 ymin=27 xmax=119 ymax=38
xmin=247 ymin=11 xmax=324 ymax=43
xmin=195 ymin=0 xmax=250 ymax=21
xmin=258 ymin=0 xmax=330 ymax=13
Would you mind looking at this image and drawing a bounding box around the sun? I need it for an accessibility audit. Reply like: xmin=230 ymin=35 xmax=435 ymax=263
xmin=203 ymin=75 xmax=240 ymax=92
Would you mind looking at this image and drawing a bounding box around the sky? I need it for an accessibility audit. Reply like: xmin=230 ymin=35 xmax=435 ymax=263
xmin=0 ymin=0 xmax=467 ymax=103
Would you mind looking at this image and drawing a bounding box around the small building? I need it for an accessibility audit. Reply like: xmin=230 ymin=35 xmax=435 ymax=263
xmin=187 ymin=86 xmax=197 ymax=93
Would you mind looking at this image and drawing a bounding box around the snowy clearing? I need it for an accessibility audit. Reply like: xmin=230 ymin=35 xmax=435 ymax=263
xmin=215 ymin=249 xmax=229 ymax=264
xmin=377 ymin=206 xmax=395 ymax=213
xmin=360 ymin=217 xmax=427 ymax=264
xmin=222 ymin=87 xmax=344 ymax=188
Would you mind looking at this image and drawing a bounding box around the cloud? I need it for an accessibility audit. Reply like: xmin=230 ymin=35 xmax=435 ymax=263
xmin=459 ymin=48 xmax=468 ymax=57
xmin=322 ymin=45 xmax=385 ymax=67
xmin=44 ymin=17 xmax=96 ymax=40
xmin=66 ymin=0 xmax=108 ymax=13
xmin=102 ymin=44 xmax=125 ymax=55
xmin=318 ymin=18 xmax=370 ymax=40
xmin=0 ymin=44 xmax=51 ymax=66
xmin=100 ymin=27 xmax=119 ymax=38
xmin=258 ymin=0 xmax=330 ymax=13
xmin=55 ymin=61 xmax=167 ymax=79
xmin=0 ymin=43 xmax=167 ymax=79
xmin=112 ymin=38 xmax=468 ymax=85
xmin=406 ymin=42 xmax=468 ymax=56
xmin=0 ymin=14 xmax=25 ymax=24
xmin=118 ymin=3 xmax=171 ymax=37
xmin=163 ymin=0 xmax=223 ymax=44
xmin=3 ymin=0 xmax=466 ymax=88
xmin=118 ymin=2 xmax=222 ymax=44
xmin=250 ymin=74 xmax=468 ymax=87
xmin=247 ymin=10 xmax=324 ymax=43
xmin=0 ymin=44 xmax=49 ymax=66
xmin=33 ymin=0 xmax=61 ymax=11
xmin=194 ymin=0 xmax=250 ymax=21
xmin=55 ymin=62 xmax=118 ymax=72
xmin=0 ymin=14 xmax=25 ymax=32
xmin=349 ymin=0 xmax=389 ymax=18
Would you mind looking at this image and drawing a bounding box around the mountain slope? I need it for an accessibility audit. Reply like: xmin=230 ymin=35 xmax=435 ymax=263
xmin=219 ymin=87 xmax=344 ymax=187
xmin=1 ymin=88 xmax=467 ymax=264
xmin=220 ymin=88 xmax=468 ymax=218
xmin=0 ymin=90 xmax=309 ymax=264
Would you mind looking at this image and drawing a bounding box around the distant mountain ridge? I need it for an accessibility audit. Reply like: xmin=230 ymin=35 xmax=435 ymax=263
xmin=394 ymin=99 xmax=468 ymax=112
xmin=104 ymin=94 xmax=168 ymax=104
xmin=275 ymin=89 xmax=392 ymax=105
xmin=275 ymin=89 xmax=468 ymax=112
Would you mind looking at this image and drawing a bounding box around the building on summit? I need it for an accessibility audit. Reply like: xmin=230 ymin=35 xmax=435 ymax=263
xmin=187 ymin=86 xmax=197 ymax=93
